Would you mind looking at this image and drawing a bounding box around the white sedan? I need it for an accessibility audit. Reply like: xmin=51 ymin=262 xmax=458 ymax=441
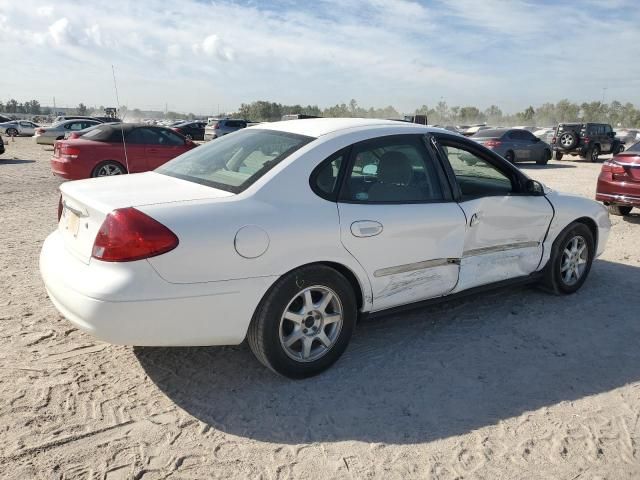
xmin=40 ymin=118 xmax=610 ymax=378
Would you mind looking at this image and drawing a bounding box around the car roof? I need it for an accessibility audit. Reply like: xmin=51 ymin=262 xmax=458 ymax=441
xmin=252 ymin=117 xmax=436 ymax=138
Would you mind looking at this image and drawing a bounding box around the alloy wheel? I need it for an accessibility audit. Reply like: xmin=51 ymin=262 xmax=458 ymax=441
xmin=560 ymin=235 xmax=588 ymax=286
xmin=96 ymin=164 xmax=124 ymax=176
xmin=560 ymin=133 xmax=573 ymax=147
xmin=279 ymin=285 xmax=343 ymax=363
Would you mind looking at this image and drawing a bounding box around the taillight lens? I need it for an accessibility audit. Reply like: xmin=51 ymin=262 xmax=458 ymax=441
xmin=92 ymin=208 xmax=179 ymax=262
xmin=60 ymin=145 xmax=81 ymax=159
xmin=551 ymin=136 xmax=556 ymax=144
xmin=57 ymin=195 xmax=63 ymax=221
xmin=583 ymin=137 xmax=590 ymax=144
xmin=484 ymin=139 xmax=502 ymax=148
xmin=601 ymin=161 xmax=626 ymax=175
xmin=214 ymin=123 xmax=220 ymax=129
xmin=36 ymin=128 xmax=45 ymax=135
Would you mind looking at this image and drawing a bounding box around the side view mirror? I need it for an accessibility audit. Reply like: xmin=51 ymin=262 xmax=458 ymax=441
xmin=610 ymin=132 xmax=616 ymax=137
xmin=526 ymin=179 xmax=545 ymax=196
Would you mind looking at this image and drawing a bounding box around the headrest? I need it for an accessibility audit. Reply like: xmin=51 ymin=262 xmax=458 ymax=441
xmin=378 ymin=151 xmax=413 ymax=185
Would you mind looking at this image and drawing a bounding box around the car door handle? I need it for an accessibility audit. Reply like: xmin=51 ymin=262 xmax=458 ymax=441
xmin=351 ymin=220 xmax=383 ymax=237
xmin=469 ymin=213 xmax=481 ymax=227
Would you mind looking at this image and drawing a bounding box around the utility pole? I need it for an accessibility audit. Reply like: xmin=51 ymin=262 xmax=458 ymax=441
xmin=602 ymin=87 xmax=607 ymax=104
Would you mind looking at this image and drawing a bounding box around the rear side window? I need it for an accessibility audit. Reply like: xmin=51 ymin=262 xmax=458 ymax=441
xmin=340 ymin=135 xmax=444 ymax=203
xmin=157 ymin=129 xmax=313 ymax=193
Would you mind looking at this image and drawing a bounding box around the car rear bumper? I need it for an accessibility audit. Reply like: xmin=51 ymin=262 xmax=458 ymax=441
xmin=40 ymin=230 xmax=276 ymax=346
xmin=596 ymin=177 xmax=640 ymax=206
xmin=50 ymin=157 xmax=90 ymax=180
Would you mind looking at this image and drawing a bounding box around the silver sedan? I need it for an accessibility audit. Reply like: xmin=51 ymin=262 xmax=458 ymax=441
xmin=0 ymin=120 xmax=40 ymax=137
xmin=35 ymin=119 xmax=102 ymax=145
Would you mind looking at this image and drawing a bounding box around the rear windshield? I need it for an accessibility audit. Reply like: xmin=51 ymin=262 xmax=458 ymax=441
xmin=627 ymin=141 xmax=640 ymax=152
xmin=156 ymin=129 xmax=313 ymax=193
xmin=471 ymin=129 xmax=507 ymax=138
xmin=81 ymin=124 xmax=124 ymax=142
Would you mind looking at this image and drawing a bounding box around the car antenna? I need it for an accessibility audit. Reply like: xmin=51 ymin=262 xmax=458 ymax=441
xmin=112 ymin=64 xmax=130 ymax=174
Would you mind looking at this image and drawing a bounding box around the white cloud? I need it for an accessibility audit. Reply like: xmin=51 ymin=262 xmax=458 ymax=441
xmin=36 ymin=5 xmax=54 ymax=17
xmin=84 ymin=24 xmax=102 ymax=46
xmin=193 ymin=34 xmax=234 ymax=61
xmin=48 ymin=17 xmax=71 ymax=46
xmin=167 ymin=44 xmax=181 ymax=57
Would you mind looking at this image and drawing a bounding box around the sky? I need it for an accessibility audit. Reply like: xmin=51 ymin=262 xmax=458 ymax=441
xmin=1 ymin=0 xmax=639 ymax=115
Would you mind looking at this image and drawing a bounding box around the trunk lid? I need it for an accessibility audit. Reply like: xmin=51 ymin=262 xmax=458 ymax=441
xmin=58 ymin=172 xmax=234 ymax=263
xmin=614 ymin=154 xmax=640 ymax=181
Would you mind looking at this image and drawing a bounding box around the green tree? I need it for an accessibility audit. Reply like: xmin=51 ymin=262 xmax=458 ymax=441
xmin=77 ymin=103 xmax=88 ymax=115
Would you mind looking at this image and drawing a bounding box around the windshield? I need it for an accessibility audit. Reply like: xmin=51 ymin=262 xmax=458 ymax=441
xmin=156 ymin=129 xmax=313 ymax=193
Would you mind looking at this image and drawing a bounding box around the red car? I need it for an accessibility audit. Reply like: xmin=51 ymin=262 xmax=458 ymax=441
xmin=596 ymin=141 xmax=640 ymax=215
xmin=51 ymin=123 xmax=196 ymax=179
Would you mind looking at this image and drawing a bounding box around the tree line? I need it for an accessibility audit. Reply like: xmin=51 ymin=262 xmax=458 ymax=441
xmin=235 ymin=98 xmax=640 ymax=128
xmin=4 ymin=97 xmax=640 ymax=127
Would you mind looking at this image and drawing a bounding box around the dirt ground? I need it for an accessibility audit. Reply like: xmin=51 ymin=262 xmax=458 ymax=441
xmin=1 ymin=136 xmax=639 ymax=480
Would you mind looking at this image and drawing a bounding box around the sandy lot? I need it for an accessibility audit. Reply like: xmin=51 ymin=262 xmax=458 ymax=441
xmin=1 ymin=136 xmax=639 ymax=479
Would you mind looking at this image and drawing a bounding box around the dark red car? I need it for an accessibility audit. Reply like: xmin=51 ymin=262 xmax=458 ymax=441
xmin=51 ymin=123 xmax=196 ymax=179
xmin=596 ymin=141 xmax=640 ymax=216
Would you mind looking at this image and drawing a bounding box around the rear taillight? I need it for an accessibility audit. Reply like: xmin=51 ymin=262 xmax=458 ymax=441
xmin=214 ymin=124 xmax=220 ymax=129
xmin=583 ymin=137 xmax=590 ymax=144
xmin=172 ymin=127 xmax=182 ymax=134
xmin=92 ymin=208 xmax=179 ymax=262
xmin=484 ymin=139 xmax=502 ymax=148
xmin=57 ymin=195 xmax=63 ymax=221
xmin=551 ymin=136 xmax=556 ymax=144
xmin=35 ymin=128 xmax=45 ymax=135
xmin=601 ymin=161 xmax=626 ymax=175
xmin=60 ymin=145 xmax=81 ymax=159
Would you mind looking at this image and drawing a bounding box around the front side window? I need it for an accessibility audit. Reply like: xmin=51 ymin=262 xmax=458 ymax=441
xmin=157 ymin=129 xmax=313 ymax=193
xmin=341 ymin=136 xmax=444 ymax=203
xmin=440 ymin=143 xmax=513 ymax=198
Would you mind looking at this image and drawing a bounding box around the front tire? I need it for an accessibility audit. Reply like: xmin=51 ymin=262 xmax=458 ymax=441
xmin=6 ymin=128 xmax=18 ymax=136
xmin=247 ymin=265 xmax=357 ymax=378
xmin=608 ymin=205 xmax=632 ymax=216
xmin=587 ymin=145 xmax=600 ymax=162
xmin=541 ymin=222 xmax=594 ymax=295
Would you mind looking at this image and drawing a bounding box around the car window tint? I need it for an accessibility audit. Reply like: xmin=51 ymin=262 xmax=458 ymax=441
xmin=313 ymin=151 xmax=344 ymax=198
xmin=127 ymin=128 xmax=160 ymax=144
xmin=158 ymin=129 xmax=185 ymax=146
xmin=68 ymin=122 xmax=84 ymax=131
xmin=440 ymin=144 xmax=513 ymax=198
xmin=343 ymin=136 xmax=443 ymax=203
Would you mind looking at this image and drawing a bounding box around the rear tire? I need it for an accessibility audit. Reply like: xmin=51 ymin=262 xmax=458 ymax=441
xmin=91 ymin=161 xmax=127 ymax=177
xmin=537 ymin=149 xmax=551 ymax=165
xmin=247 ymin=265 xmax=357 ymax=378
xmin=541 ymin=222 xmax=594 ymax=295
xmin=608 ymin=205 xmax=632 ymax=216
xmin=505 ymin=150 xmax=515 ymax=163
xmin=555 ymin=151 xmax=563 ymax=160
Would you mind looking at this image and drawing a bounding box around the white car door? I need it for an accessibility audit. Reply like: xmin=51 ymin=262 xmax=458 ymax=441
xmin=323 ymin=134 xmax=467 ymax=312
xmin=435 ymin=136 xmax=554 ymax=292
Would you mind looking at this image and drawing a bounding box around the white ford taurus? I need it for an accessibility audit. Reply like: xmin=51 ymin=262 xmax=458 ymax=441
xmin=40 ymin=118 xmax=610 ymax=378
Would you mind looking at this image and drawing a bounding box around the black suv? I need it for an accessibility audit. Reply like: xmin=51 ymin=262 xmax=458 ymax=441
xmin=552 ymin=123 xmax=621 ymax=162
